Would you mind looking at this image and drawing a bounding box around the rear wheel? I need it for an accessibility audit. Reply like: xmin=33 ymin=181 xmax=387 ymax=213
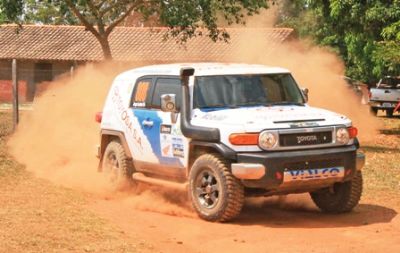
xmin=189 ymin=154 xmax=244 ymax=222
xmin=370 ymin=107 xmax=378 ymax=116
xmin=102 ymin=141 xmax=134 ymax=190
xmin=386 ymin=109 xmax=394 ymax=117
xmin=310 ymin=171 xmax=363 ymax=213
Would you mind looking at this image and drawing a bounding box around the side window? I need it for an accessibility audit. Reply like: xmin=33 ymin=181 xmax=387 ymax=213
xmin=151 ymin=78 xmax=182 ymax=110
xmin=132 ymin=78 xmax=152 ymax=107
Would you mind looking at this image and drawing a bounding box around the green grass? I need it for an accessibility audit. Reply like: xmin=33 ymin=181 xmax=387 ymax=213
xmin=360 ymin=117 xmax=400 ymax=202
xmin=0 ymin=112 xmax=142 ymax=253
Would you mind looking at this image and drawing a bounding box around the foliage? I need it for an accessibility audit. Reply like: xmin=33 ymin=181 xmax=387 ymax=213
xmin=158 ymin=0 xmax=270 ymax=42
xmin=24 ymin=0 xmax=78 ymax=25
xmin=0 ymin=0 xmax=271 ymax=60
xmin=277 ymin=0 xmax=400 ymax=84
xmin=0 ymin=0 xmax=23 ymax=23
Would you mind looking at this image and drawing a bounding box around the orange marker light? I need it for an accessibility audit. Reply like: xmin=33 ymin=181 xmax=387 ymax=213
xmin=229 ymin=133 xmax=259 ymax=145
xmin=95 ymin=112 xmax=102 ymax=123
xmin=275 ymin=172 xmax=283 ymax=180
xmin=348 ymin=126 xmax=358 ymax=139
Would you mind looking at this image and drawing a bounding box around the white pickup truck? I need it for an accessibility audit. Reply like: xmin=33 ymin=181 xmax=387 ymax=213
xmin=369 ymin=76 xmax=400 ymax=117
xmin=96 ymin=63 xmax=365 ymax=222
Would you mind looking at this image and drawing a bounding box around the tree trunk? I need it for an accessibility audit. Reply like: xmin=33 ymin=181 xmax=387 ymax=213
xmin=98 ymin=36 xmax=112 ymax=60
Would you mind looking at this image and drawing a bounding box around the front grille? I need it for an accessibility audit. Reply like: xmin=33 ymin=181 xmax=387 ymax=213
xmin=284 ymin=159 xmax=343 ymax=170
xmin=279 ymin=131 xmax=332 ymax=147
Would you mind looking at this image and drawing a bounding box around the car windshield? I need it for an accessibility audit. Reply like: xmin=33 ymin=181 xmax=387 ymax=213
xmin=193 ymin=74 xmax=305 ymax=109
xmin=379 ymin=77 xmax=400 ymax=89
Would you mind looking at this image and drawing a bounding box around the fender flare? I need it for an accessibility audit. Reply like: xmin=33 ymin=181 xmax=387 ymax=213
xmin=100 ymin=129 xmax=132 ymax=160
xmin=190 ymin=141 xmax=237 ymax=160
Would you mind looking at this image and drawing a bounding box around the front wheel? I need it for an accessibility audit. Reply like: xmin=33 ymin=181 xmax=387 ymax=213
xmin=310 ymin=171 xmax=363 ymax=213
xmin=189 ymin=154 xmax=244 ymax=222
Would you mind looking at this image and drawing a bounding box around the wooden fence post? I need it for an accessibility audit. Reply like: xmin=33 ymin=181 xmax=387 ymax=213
xmin=12 ymin=59 xmax=19 ymax=131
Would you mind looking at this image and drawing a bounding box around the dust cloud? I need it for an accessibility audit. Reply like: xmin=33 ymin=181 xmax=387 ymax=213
xmin=7 ymin=7 xmax=379 ymax=217
xmin=221 ymin=4 xmax=381 ymax=141
xmin=233 ymin=38 xmax=380 ymax=141
xmin=8 ymin=63 xmax=120 ymax=192
xmin=7 ymin=62 xmax=194 ymax=217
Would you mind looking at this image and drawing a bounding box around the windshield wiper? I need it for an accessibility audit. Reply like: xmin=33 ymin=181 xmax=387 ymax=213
xmin=268 ymin=101 xmax=305 ymax=106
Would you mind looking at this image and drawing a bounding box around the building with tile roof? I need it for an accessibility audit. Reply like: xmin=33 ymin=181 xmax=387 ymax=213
xmin=0 ymin=25 xmax=294 ymax=101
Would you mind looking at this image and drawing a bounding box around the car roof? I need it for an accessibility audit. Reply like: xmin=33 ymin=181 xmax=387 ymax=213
xmin=118 ymin=62 xmax=290 ymax=78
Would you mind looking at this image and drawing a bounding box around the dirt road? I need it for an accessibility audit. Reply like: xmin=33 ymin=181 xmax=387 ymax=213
xmin=89 ymin=189 xmax=400 ymax=253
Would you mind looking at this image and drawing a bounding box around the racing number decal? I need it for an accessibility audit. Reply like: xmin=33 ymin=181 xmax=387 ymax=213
xmin=135 ymin=81 xmax=150 ymax=102
xmin=132 ymin=81 xmax=150 ymax=107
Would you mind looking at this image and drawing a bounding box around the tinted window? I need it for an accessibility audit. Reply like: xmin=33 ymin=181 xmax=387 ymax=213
xmin=379 ymin=77 xmax=400 ymax=89
xmin=151 ymin=78 xmax=181 ymax=110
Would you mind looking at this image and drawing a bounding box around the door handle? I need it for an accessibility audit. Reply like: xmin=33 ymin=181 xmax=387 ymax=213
xmin=142 ymin=120 xmax=154 ymax=127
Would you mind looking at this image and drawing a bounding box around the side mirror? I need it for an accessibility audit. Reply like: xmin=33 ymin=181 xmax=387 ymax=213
xmin=161 ymin=94 xmax=177 ymax=112
xmin=301 ymin=87 xmax=309 ymax=103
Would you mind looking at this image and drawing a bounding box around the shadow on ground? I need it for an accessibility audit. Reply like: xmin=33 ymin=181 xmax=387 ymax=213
xmin=113 ymin=186 xmax=398 ymax=229
xmin=234 ymin=196 xmax=397 ymax=228
xmin=380 ymin=128 xmax=400 ymax=135
xmin=361 ymin=145 xmax=400 ymax=153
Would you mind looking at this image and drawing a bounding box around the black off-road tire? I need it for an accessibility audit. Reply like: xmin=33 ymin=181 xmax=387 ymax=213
xmin=102 ymin=141 xmax=134 ymax=190
xmin=386 ymin=109 xmax=394 ymax=118
xmin=370 ymin=107 xmax=378 ymax=116
xmin=310 ymin=171 xmax=363 ymax=213
xmin=189 ymin=154 xmax=244 ymax=222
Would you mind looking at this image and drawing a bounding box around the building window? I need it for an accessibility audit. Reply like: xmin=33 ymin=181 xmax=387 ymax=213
xmin=34 ymin=62 xmax=53 ymax=84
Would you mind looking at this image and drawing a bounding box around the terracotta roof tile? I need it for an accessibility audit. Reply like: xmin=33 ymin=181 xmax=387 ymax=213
xmin=0 ymin=25 xmax=293 ymax=62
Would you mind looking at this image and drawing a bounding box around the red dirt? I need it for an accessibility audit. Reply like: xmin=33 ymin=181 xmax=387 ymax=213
xmin=89 ymin=189 xmax=400 ymax=253
xmin=5 ymin=10 xmax=398 ymax=251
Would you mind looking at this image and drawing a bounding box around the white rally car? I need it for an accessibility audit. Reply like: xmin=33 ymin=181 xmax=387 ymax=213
xmin=96 ymin=63 xmax=365 ymax=222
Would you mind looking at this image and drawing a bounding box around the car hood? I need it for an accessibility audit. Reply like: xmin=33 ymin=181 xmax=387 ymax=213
xmin=191 ymin=105 xmax=351 ymax=132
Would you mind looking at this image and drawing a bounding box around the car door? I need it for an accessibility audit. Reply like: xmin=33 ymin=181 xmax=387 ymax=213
xmin=131 ymin=76 xmax=188 ymax=178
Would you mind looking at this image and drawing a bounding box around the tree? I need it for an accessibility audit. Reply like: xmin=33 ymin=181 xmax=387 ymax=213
xmin=0 ymin=0 xmax=23 ymax=23
xmin=1 ymin=0 xmax=272 ymax=60
xmin=277 ymin=0 xmax=400 ymax=84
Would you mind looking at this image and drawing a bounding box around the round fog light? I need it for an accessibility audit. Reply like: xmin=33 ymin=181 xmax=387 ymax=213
xmin=259 ymin=131 xmax=277 ymax=149
xmin=336 ymin=128 xmax=350 ymax=144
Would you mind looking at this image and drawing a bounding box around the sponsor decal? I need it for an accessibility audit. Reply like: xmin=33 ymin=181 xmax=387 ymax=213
xmin=160 ymin=124 xmax=172 ymax=134
xmin=112 ymin=87 xmax=143 ymax=149
xmin=290 ymin=122 xmax=319 ymax=128
xmin=132 ymin=102 xmax=145 ymax=107
xmin=160 ymin=134 xmax=173 ymax=157
xmin=131 ymin=81 xmax=150 ymax=108
xmin=202 ymin=114 xmax=228 ymax=121
xmin=160 ymin=132 xmax=184 ymax=158
xmin=134 ymin=81 xmax=150 ymax=102
xmin=172 ymin=137 xmax=184 ymax=158
xmin=284 ymin=167 xmax=344 ymax=182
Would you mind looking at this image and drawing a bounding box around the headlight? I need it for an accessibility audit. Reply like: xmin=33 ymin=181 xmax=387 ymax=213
xmin=336 ymin=128 xmax=350 ymax=144
xmin=259 ymin=131 xmax=277 ymax=149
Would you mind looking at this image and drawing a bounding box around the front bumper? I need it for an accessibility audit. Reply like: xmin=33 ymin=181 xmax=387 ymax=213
xmin=231 ymin=145 xmax=364 ymax=192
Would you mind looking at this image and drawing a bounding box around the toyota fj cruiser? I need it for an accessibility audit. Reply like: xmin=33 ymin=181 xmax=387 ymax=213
xmin=96 ymin=63 xmax=365 ymax=222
